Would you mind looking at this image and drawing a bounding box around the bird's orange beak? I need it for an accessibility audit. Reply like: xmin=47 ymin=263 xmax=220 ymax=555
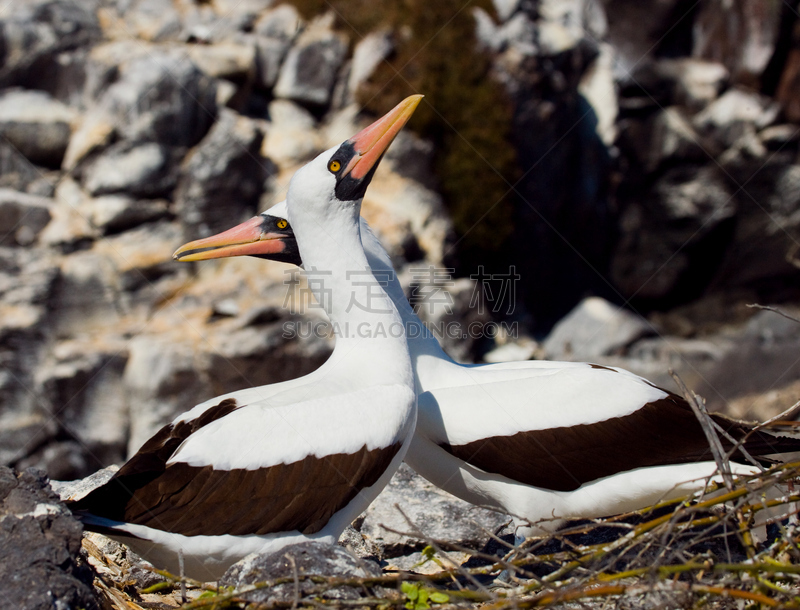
xmin=172 ymin=215 xmax=299 ymax=263
xmin=341 ymin=94 xmax=424 ymax=180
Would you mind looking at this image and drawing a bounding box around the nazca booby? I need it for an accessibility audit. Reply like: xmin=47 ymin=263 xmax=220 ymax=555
xmin=69 ymin=95 xmax=423 ymax=580
xmin=175 ymin=201 xmax=800 ymax=541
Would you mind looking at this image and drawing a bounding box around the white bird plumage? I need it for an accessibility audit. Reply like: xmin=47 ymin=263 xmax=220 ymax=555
xmin=184 ymin=198 xmax=800 ymax=542
xmin=69 ymin=96 xmax=424 ymax=580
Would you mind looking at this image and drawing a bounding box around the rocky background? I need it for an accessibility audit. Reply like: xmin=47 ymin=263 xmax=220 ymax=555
xmin=1 ymin=0 xmax=800 ymax=601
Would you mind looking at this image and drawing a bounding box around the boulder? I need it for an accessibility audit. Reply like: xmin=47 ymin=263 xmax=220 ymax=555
xmin=0 ymin=141 xmax=50 ymax=194
xmin=657 ymin=59 xmax=729 ymax=110
xmin=81 ymin=53 xmax=218 ymax=151
xmin=81 ymin=195 xmax=170 ymax=234
xmin=177 ymin=109 xmax=271 ymax=240
xmin=222 ymin=542 xmax=382 ymax=604
xmin=619 ymin=107 xmax=710 ymax=175
xmin=82 ymin=141 xmax=178 ymax=198
xmin=108 ymin=0 xmax=182 ymax=42
xmin=186 ymin=42 xmax=257 ymax=80
xmin=0 ymin=189 xmax=53 ymax=247
xmin=709 ymin=161 xmax=800 ymax=289
xmin=262 ymin=99 xmax=321 ymax=167
xmin=611 ymin=165 xmax=735 ymax=302
xmin=49 ymin=249 xmax=121 ymax=336
xmin=543 ymin=297 xmax=651 ymax=360
xmin=0 ymin=247 xmax=60 ymax=467
xmin=15 ymin=442 xmax=94 ymax=482
xmin=693 ymin=0 xmax=782 ymax=87
xmin=0 ymin=89 xmax=76 ymax=167
xmin=694 ymin=309 xmax=800 ymax=413
xmin=347 ymin=31 xmax=393 ymax=100
xmin=254 ymin=4 xmax=303 ymax=41
xmin=39 ymin=177 xmax=99 ymax=249
xmin=602 ymin=0 xmax=685 ymax=76
xmin=0 ymin=467 xmax=98 ymax=610
xmin=694 ymin=87 xmax=780 ymax=134
xmin=274 ymin=22 xmax=347 ymax=107
xmin=0 ymin=0 xmax=101 ymax=89
xmin=123 ymin=336 xmax=211 ymax=455
xmin=36 ymin=342 xmax=129 ymax=473
xmin=578 ymin=43 xmax=617 ymax=145
xmin=359 ymin=464 xmax=508 ymax=557
xmin=255 ymin=36 xmax=292 ymax=89
xmin=493 ymin=0 xmax=521 ymax=22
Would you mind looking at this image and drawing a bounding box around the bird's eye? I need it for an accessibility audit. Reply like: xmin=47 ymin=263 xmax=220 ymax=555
xmin=329 ymin=160 xmax=341 ymax=173
xmin=276 ymin=219 xmax=288 ymax=229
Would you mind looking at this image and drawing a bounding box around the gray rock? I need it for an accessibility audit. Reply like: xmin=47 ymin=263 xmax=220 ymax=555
xmin=384 ymin=130 xmax=437 ymax=190
xmin=15 ymin=441 xmax=93 ymax=482
xmin=694 ymin=87 xmax=780 ymax=134
xmin=0 ymin=0 xmax=101 ymax=89
xmin=493 ymin=0 xmax=521 ymax=22
xmin=37 ymin=346 xmax=129 ymax=472
xmin=654 ymin=165 xmax=735 ymax=223
xmin=82 ymin=195 xmax=170 ymax=234
xmin=116 ymin=0 xmax=182 ymax=42
xmin=0 ymin=89 xmax=76 ymax=167
xmin=538 ymin=0 xmax=590 ymax=55
xmin=347 ymin=31 xmax=393 ymax=99
xmin=657 ymin=59 xmax=729 ymax=110
xmin=177 ymin=109 xmax=271 ymax=240
xmin=49 ymin=249 xmax=120 ymax=337
xmin=51 ymin=465 xmax=118 ymax=502
xmin=543 ymin=297 xmax=651 ymax=360
xmin=612 ymin=165 xmax=735 ymax=301
xmin=186 ymin=42 xmax=257 ymax=80
xmin=0 ymin=189 xmax=53 ymax=247
xmin=0 ymin=246 xmax=60 ymax=444
xmin=0 ymin=467 xmax=99 ymax=610
xmin=413 ymin=277 xmax=492 ymax=364
xmin=254 ymin=4 xmax=303 ymax=42
xmin=694 ymin=308 xmax=800 ymax=412
xmin=473 ymin=7 xmax=502 ymax=53
xmin=274 ymin=26 xmax=347 ymax=107
xmin=262 ymin=99 xmax=321 ymax=167
xmin=222 ymin=542 xmax=382 ymax=604
xmin=100 ymin=53 xmax=218 ymax=148
xmin=620 ymin=107 xmax=710 ymax=174
xmin=0 ymin=141 xmax=49 ymax=194
xmin=82 ymin=141 xmax=178 ymax=198
xmin=123 ymin=336 xmax=211 ymax=455
xmin=338 ymin=524 xmax=381 ymax=560
xmin=693 ymin=0 xmax=781 ymax=86
xmin=255 ymin=36 xmax=292 ymax=89
xmin=497 ymin=13 xmax=537 ymax=55
xmin=360 ymin=464 xmax=509 ymax=557
xmin=602 ymin=0 xmax=687 ymax=78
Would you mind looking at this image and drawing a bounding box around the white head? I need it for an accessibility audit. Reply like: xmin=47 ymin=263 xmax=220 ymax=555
xmin=173 ymin=95 xmax=423 ymax=265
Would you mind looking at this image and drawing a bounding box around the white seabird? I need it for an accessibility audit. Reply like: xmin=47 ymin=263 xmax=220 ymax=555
xmin=176 ymin=197 xmax=800 ymax=541
xmin=69 ymin=95 xmax=424 ymax=580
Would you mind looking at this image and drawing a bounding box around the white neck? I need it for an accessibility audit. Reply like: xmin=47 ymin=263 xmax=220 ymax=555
xmin=358 ymin=220 xmax=456 ymax=388
xmin=287 ymin=191 xmax=412 ymax=389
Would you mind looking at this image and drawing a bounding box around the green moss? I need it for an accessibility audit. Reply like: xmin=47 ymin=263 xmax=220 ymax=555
xmin=285 ymin=0 xmax=519 ymax=270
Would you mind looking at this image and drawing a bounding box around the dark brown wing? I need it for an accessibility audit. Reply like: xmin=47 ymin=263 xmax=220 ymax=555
xmin=441 ymin=393 xmax=800 ymax=492
xmin=70 ymin=395 xmax=401 ymax=537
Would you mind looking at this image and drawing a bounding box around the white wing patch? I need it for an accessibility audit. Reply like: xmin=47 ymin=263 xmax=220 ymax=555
xmin=419 ymin=366 xmax=667 ymax=445
xmin=169 ymin=384 xmax=415 ymax=470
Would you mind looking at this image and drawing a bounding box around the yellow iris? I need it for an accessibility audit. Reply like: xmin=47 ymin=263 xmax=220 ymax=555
xmin=329 ymin=160 xmax=341 ymax=172
xmin=276 ymin=219 xmax=288 ymax=229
